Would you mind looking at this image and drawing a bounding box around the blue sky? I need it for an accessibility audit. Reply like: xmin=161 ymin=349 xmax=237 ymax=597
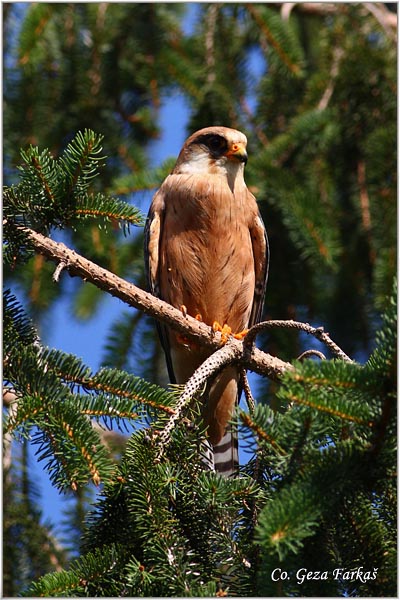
xmin=29 ymin=74 xmax=192 ymax=538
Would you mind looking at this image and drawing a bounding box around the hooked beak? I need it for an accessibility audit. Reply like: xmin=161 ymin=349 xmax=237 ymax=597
xmin=225 ymin=142 xmax=248 ymax=164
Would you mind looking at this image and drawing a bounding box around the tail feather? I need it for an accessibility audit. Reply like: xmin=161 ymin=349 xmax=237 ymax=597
xmin=212 ymin=428 xmax=238 ymax=477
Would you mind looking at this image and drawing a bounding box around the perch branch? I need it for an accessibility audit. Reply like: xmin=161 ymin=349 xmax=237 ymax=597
xmin=240 ymin=368 xmax=256 ymax=414
xmin=11 ymin=223 xmax=291 ymax=380
xmin=297 ymin=349 xmax=326 ymax=361
xmin=8 ymin=222 xmax=354 ymax=458
xmin=243 ymin=319 xmax=353 ymax=362
xmin=156 ymin=340 xmax=240 ymax=458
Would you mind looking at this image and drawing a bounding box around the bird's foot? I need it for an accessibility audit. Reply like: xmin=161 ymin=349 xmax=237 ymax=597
xmin=212 ymin=321 xmax=233 ymax=344
xmin=176 ymin=308 xmax=202 ymax=348
xmin=212 ymin=321 xmax=249 ymax=344
xmin=233 ymin=328 xmax=249 ymax=340
xmin=176 ymin=306 xmax=190 ymax=345
xmin=180 ymin=306 xmax=202 ymax=323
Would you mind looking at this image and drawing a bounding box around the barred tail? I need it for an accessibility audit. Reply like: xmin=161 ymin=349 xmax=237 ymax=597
xmin=213 ymin=427 xmax=238 ymax=477
xmin=199 ymin=428 xmax=238 ymax=477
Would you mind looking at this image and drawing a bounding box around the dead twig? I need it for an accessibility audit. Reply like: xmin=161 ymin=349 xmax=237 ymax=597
xmin=244 ymin=319 xmax=353 ymax=363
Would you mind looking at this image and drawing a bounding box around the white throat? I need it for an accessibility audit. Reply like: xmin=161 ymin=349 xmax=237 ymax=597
xmin=178 ymin=153 xmax=245 ymax=193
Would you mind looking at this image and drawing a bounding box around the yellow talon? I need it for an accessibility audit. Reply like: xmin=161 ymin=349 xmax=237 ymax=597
xmin=195 ymin=313 xmax=203 ymax=321
xmin=233 ymin=328 xmax=249 ymax=340
xmin=212 ymin=322 xmax=248 ymax=343
xmin=180 ymin=304 xmax=187 ymax=317
xmin=212 ymin=321 xmax=232 ymax=344
xmin=212 ymin=321 xmax=221 ymax=332
xmin=221 ymin=325 xmax=232 ymax=344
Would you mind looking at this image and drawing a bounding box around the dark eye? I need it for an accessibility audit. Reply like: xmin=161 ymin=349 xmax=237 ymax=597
xmin=207 ymin=135 xmax=226 ymax=153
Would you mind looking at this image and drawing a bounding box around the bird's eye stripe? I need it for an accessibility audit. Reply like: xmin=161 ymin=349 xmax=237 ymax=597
xmin=193 ymin=134 xmax=227 ymax=153
xmin=208 ymin=136 xmax=224 ymax=148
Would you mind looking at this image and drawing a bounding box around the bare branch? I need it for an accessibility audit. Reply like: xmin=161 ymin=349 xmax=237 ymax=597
xmin=282 ymin=2 xmax=397 ymax=33
xmin=280 ymin=2 xmax=397 ymax=42
xmin=52 ymin=260 xmax=67 ymax=283
xmin=297 ymin=349 xmax=326 ymax=361
xmin=364 ymin=3 xmax=397 ymax=40
xmin=318 ymin=46 xmax=344 ymax=111
xmin=8 ymin=223 xmax=355 ymax=459
xmin=280 ymin=3 xmax=336 ymax=18
xmin=240 ymin=368 xmax=256 ymax=415
xmin=280 ymin=3 xmax=297 ymax=21
xmin=244 ymin=319 xmax=353 ymax=362
xmin=156 ymin=340 xmax=240 ymax=457
xmin=12 ymin=222 xmax=292 ymax=380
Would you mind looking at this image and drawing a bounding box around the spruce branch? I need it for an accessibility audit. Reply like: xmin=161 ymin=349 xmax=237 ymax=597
xmin=6 ymin=220 xmax=354 ymax=460
xmin=246 ymin=4 xmax=303 ymax=76
xmin=6 ymin=222 xmax=354 ymax=466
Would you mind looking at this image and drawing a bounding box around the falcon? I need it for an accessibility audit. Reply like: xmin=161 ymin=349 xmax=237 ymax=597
xmin=144 ymin=126 xmax=269 ymax=476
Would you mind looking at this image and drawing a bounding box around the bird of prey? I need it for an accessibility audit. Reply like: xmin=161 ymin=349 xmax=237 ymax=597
xmin=144 ymin=126 xmax=269 ymax=476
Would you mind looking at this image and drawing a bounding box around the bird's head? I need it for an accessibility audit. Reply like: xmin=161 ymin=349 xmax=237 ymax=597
xmin=173 ymin=126 xmax=248 ymax=187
